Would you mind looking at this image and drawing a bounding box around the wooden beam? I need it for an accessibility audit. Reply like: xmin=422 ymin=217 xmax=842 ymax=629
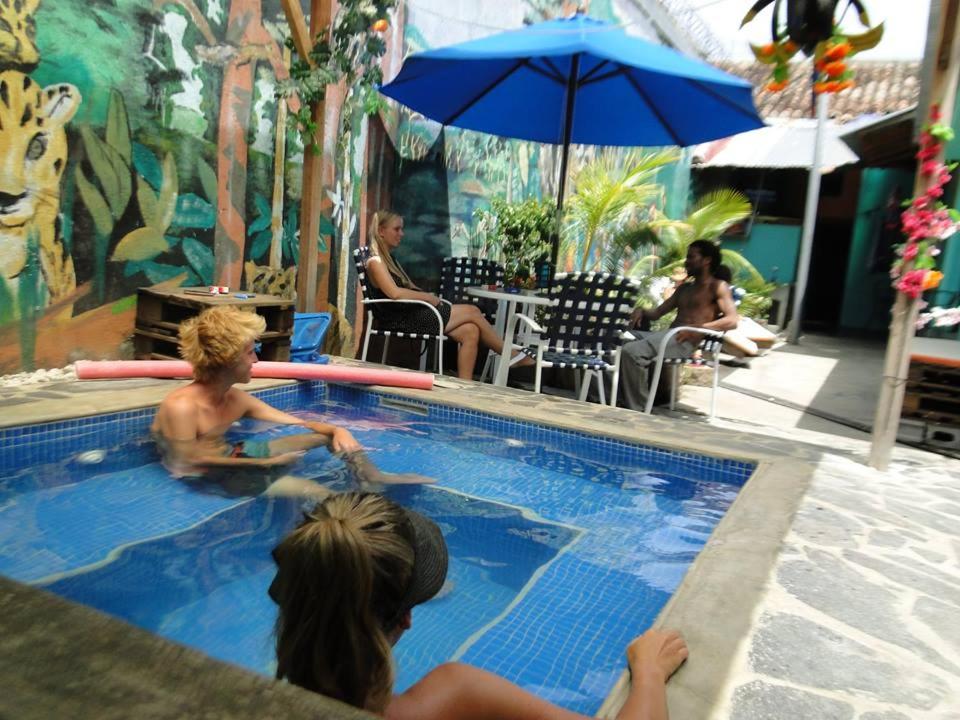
xmin=289 ymin=0 xmax=333 ymax=312
xmin=869 ymin=0 xmax=960 ymax=469
xmin=279 ymin=0 xmax=315 ymax=67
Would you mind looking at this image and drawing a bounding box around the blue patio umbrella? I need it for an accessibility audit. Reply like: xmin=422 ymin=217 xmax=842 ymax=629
xmin=379 ymin=13 xmax=765 ymax=268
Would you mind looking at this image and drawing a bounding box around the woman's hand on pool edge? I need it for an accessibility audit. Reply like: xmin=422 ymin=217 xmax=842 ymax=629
xmin=626 ymin=629 xmax=688 ymax=685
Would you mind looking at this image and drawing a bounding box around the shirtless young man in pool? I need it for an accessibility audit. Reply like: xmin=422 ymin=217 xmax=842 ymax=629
xmin=151 ymin=306 xmax=430 ymax=495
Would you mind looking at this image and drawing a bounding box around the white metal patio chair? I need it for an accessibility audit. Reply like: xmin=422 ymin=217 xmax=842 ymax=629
xmin=354 ymin=247 xmax=451 ymax=375
xmin=642 ymin=326 xmax=726 ymax=419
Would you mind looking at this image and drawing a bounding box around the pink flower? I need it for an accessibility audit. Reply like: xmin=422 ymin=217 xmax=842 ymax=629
xmin=902 ymin=242 xmax=919 ymax=261
xmin=921 ymin=160 xmax=941 ymax=176
xmin=896 ymin=269 xmax=927 ymax=299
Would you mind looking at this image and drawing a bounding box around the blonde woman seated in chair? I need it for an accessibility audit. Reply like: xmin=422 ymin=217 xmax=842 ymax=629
xmin=365 ymin=211 xmax=532 ymax=380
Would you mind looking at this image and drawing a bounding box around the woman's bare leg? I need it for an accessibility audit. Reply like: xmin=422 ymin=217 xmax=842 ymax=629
xmin=447 ymin=321 xmax=480 ymax=379
xmin=446 ymin=304 xmax=504 ymax=354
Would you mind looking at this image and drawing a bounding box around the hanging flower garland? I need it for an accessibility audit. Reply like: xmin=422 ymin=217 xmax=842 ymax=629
xmin=276 ymin=0 xmax=398 ymax=152
xmin=742 ymin=1 xmax=883 ymax=93
xmin=890 ymin=105 xmax=960 ymax=302
xmin=812 ymin=34 xmax=856 ymax=94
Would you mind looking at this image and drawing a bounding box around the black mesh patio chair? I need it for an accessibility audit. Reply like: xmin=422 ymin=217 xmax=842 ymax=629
xmin=354 ymin=247 xmax=451 ymax=375
xmin=439 ymin=256 xmax=504 ymax=320
xmin=503 ymin=272 xmax=640 ymax=405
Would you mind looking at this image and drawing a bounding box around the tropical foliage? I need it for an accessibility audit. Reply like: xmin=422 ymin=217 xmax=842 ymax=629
xmin=278 ymin=0 xmax=398 ymax=151
xmin=561 ymin=149 xmax=679 ymax=273
xmin=633 ymin=189 xmax=774 ymax=319
xmin=474 ymin=198 xmax=556 ymax=287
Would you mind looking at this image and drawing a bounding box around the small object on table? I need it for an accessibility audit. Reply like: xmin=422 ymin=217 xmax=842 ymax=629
xmin=234 ymin=293 xmax=256 ymax=299
xmin=185 ymin=289 xmax=217 ymax=296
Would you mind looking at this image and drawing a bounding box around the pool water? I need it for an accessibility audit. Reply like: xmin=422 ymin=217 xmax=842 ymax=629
xmin=0 ymin=383 xmax=752 ymax=714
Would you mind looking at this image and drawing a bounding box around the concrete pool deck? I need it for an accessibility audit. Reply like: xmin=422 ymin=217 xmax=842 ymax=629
xmin=2 ymin=360 xmax=958 ymax=719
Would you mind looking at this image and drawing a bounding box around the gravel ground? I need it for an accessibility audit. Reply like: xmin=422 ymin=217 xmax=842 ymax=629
xmin=0 ymin=365 xmax=77 ymax=388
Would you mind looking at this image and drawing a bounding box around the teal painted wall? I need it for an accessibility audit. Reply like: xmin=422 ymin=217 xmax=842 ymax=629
xmin=839 ymin=168 xmax=914 ymax=332
xmin=721 ymin=222 xmax=802 ymax=284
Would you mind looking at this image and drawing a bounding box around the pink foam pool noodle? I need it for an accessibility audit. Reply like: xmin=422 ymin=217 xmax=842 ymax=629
xmin=75 ymin=360 xmax=434 ymax=390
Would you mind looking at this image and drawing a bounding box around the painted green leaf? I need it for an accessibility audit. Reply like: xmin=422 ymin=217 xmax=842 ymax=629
xmin=318 ymin=214 xmax=336 ymax=236
xmin=157 ymin=153 xmax=179 ymax=233
xmin=182 ymin=237 xmax=214 ymax=285
xmin=173 ymin=193 xmax=215 ymax=230
xmin=164 ymin=235 xmax=183 ymax=248
xmin=248 ymin=213 xmax=271 ymax=235
xmin=140 ymin=261 xmax=188 ymax=284
xmin=133 ymin=143 xmax=163 ymax=190
xmin=75 ymin=166 xmax=114 ymax=237
xmin=284 ymin=231 xmax=299 ymax=264
xmin=0 ymin=275 xmax=14 ymax=325
xmin=112 ymin=226 xmax=168 ymax=262
xmin=80 ymin=125 xmax=131 ymax=221
xmin=197 ymin=159 xmax=218 ymax=206
xmin=250 ymin=228 xmax=272 ymax=261
xmin=111 ymin=295 xmax=138 ymax=315
xmin=137 ymin=176 xmax=159 ymax=229
xmin=106 ymin=89 xmax=132 ymax=165
xmin=253 ymin=193 xmax=272 ymax=218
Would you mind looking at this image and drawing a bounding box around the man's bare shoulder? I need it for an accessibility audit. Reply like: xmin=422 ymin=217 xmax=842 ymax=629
xmin=157 ymin=385 xmax=201 ymax=419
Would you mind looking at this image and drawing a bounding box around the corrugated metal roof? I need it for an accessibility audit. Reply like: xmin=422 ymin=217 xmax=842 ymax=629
xmin=692 ymin=120 xmax=860 ymax=170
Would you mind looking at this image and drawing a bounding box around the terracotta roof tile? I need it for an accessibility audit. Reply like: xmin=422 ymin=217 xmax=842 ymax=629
xmin=716 ymin=59 xmax=921 ymax=124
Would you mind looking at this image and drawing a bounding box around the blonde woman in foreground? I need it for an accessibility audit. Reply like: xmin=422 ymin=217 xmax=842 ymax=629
xmin=151 ymin=305 xmax=432 ymax=495
xmin=365 ymin=210 xmax=534 ymax=380
xmin=271 ymin=491 xmax=688 ymax=720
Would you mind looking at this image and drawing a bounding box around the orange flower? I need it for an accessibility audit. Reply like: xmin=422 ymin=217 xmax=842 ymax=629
xmin=815 ymin=58 xmax=827 ymax=71
xmin=824 ymin=61 xmax=846 ymax=78
xmin=783 ymin=40 xmax=799 ymax=54
xmin=372 ymin=18 xmax=389 ymax=32
xmin=825 ymin=42 xmax=852 ymax=61
xmin=813 ymin=81 xmax=828 ymax=94
xmin=837 ymin=79 xmax=855 ymax=91
xmin=824 ymin=80 xmax=841 ymax=93
xmin=922 ymin=271 xmax=944 ymax=291
xmin=765 ymin=80 xmax=788 ymax=92
xmin=759 ymin=43 xmax=776 ymax=58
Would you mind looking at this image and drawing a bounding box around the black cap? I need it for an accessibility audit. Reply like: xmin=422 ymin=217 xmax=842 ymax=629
xmin=396 ymin=506 xmax=449 ymax=612
xmin=268 ymin=496 xmax=449 ymax=621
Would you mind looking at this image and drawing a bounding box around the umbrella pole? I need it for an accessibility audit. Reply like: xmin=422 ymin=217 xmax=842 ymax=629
xmin=551 ymin=54 xmax=581 ymax=274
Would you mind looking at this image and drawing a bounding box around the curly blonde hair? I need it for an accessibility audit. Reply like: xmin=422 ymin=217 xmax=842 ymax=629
xmin=179 ymin=306 xmax=266 ymax=382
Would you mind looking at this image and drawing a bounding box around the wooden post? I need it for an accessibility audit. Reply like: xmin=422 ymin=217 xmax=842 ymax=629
xmin=279 ymin=0 xmax=333 ymax=313
xmin=869 ymin=0 xmax=960 ymax=469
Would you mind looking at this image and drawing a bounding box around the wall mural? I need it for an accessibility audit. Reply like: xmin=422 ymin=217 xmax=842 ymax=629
xmin=0 ymin=0 xmax=305 ymax=372
xmin=2 ymin=0 xmax=688 ymax=370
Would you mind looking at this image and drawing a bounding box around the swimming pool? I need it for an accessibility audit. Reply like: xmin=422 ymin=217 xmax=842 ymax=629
xmin=0 ymin=382 xmax=753 ymax=715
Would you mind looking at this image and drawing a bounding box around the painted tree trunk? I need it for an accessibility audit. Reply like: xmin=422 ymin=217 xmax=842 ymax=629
xmin=213 ymin=0 xmax=267 ymax=288
xmin=269 ymin=47 xmax=291 ymax=270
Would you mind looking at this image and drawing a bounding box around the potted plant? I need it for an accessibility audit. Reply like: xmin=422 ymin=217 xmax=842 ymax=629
xmin=474 ymin=198 xmax=555 ymax=290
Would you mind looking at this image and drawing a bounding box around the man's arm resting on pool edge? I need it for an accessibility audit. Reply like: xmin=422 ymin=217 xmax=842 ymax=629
xmin=236 ymin=390 xmax=362 ymax=453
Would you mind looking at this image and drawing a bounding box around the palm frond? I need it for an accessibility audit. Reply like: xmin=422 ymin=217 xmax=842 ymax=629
xmin=684 ymin=189 xmax=752 ymax=240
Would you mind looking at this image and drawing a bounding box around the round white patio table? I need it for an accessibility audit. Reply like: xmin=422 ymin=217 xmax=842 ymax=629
xmin=465 ymin=286 xmax=553 ymax=387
